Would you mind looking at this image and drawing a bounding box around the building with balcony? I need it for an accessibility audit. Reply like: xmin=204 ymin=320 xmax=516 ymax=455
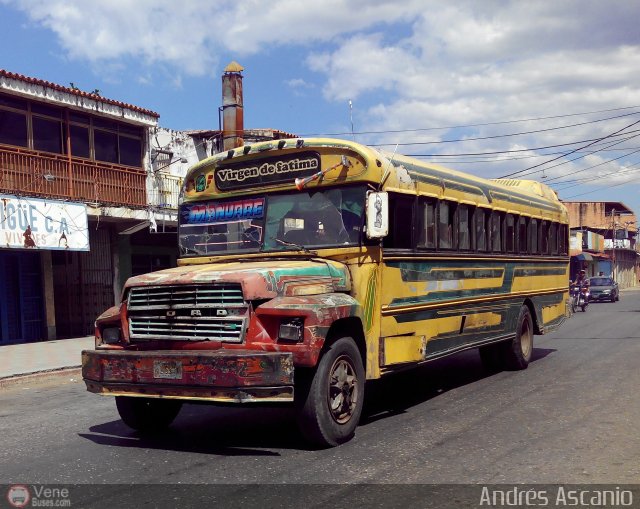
xmin=0 ymin=64 xmax=296 ymax=344
xmin=0 ymin=69 xmax=177 ymax=343
xmin=563 ymin=201 xmax=639 ymax=288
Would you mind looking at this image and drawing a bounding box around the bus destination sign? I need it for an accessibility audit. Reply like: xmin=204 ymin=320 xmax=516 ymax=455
xmin=215 ymin=152 xmax=320 ymax=190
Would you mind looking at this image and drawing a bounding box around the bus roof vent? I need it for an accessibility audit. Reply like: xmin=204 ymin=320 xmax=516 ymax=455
xmin=491 ymin=179 xmax=558 ymax=200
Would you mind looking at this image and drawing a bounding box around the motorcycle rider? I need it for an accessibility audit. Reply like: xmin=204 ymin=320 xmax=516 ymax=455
xmin=571 ymin=269 xmax=591 ymax=310
xmin=572 ymin=269 xmax=590 ymax=289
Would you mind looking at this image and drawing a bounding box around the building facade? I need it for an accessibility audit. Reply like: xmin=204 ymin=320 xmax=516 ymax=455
xmin=1 ymin=64 xmax=295 ymax=344
xmin=0 ymin=69 xmax=176 ymax=343
xmin=563 ymin=201 xmax=639 ymax=288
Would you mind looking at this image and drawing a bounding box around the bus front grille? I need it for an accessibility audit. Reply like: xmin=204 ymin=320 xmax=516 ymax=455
xmin=127 ymin=284 xmax=248 ymax=342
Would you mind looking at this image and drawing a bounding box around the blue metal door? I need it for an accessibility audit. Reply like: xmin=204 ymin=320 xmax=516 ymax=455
xmin=0 ymin=251 xmax=44 ymax=343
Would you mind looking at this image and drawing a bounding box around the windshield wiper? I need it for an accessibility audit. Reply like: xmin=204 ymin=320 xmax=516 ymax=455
xmin=272 ymin=237 xmax=314 ymax=253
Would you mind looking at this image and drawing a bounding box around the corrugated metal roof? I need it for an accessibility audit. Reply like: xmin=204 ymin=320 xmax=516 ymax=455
xmin=183 ymin=128 xmax=298 ymax=139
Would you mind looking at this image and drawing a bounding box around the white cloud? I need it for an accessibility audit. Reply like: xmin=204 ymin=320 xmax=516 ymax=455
xmin=6 ymin=0 xmax=640 ymax=201
xmin=5 ymin=0 xmax=424 ymax=76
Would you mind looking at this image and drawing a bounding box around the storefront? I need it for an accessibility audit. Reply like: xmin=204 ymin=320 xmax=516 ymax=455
xmin=0 ymin=194 xmax=89 ymax=344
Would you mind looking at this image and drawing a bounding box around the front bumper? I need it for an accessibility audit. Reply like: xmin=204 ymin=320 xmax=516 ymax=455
xmin=82 ymin=349 xmax=294 ymax=403
xmin=589 ymin=293 xmax=613 ymax=301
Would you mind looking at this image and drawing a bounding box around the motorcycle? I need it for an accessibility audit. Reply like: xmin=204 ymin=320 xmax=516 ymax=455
xmin=570 ymin=283 xmax=590 ymax=313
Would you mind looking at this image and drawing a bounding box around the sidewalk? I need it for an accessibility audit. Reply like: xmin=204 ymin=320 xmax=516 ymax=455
xmin=0 ymin=336 xmax=94 ymax=383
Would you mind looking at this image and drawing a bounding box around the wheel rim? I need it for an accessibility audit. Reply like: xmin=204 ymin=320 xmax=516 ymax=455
xmin=520 ymin=316 xmax=533 ymax=359
xmin=327 ymin=355 xmax=359 ymax=424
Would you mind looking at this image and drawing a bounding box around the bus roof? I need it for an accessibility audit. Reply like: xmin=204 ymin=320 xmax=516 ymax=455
xmin=184 ymin=137 xmax=567 ymax=221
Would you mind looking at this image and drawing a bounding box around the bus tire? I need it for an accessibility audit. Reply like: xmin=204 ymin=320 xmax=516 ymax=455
xmin=501 ymin=305 xmax=534 ymax=370
xmin=295 ymin=336 xmax=364 ymax=448
xmin=115 ymin=396 xmax=182 ymax=432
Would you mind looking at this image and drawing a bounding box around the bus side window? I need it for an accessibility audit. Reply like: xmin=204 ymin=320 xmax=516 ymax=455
xmin=489 ymin=211 xmax=502 ymax=252
xmin=438 ymin=200 xmax=454 ymax=250
xmin=417 ymin=197 xmax=436 ymax=249
xmin=550 ymin=222 xmax=558 ymax=254
xmin=540 ymin=220 xmax=550 ymax=254
xmin=456 ymin=204 xmax=470 ymax=250
xmin=559 ymin=224 xmax=568 ymax=254
xmin=383 ymin=193 xmax=414 ymax=249
xmin=517 ymin=216 xmax=528 ymax=253
xmin=474 ymin=208 xmax=487 ymax=252
xmin=529 ymin=218 xmax=538 ymax=254
xmin=504 ymin=214 xmax=515 ymax=253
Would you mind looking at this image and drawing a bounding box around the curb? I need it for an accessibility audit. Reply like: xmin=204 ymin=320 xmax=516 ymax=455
xmin=0 ymin=366 xmax=82 ymax=390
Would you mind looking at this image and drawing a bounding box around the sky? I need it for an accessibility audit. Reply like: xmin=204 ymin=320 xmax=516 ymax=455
xmin=2 ymin=0 xmax=640 ymax=224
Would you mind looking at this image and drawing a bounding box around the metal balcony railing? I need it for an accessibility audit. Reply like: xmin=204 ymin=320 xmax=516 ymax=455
xmin=148 ymin=172 xmax=183 ymax=210
xmin=0 ymin=145 xmax=147 ymax=207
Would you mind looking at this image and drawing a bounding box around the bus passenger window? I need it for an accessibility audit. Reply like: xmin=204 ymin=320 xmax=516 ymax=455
xmin=517 ymin=216 xmax=528 ymax=253
xmin=505 ymin=214 xmax=515 ymax=253
xmin=417 ymin=198 xmax=436 ymax=249
xmin=559 ymin=224 xmax=568 ymax=254
xmin=540 ymin=220 xmax=550 ymax=254
xmin=438 ymin=201 xmax=454 ymax=249
xmin=383 ymin=193 xmax=414 ymax=249
xmin=550 ymin=222 xmax=558 ymax=254
xmin=489 ymin=211 xmax=502 ymax=252
xmin=529 ymin=218 xmax=538 ymax=254
xmin=457 ymin=205 xmax=470 ymax=250
xmin=475 ymin=208 xmax=487 ymax=252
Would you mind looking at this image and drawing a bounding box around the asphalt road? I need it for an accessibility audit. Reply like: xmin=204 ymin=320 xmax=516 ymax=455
xmin=2 ymin=290 xmax=639 ymax=490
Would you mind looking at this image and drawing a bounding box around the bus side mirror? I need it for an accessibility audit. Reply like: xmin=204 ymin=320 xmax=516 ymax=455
xmin=366 ymin=191 xmax=389 ymax=239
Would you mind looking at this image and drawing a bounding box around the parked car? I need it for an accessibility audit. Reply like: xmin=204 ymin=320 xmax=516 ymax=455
xmin=588 ymin=277 xmax=619 ymax=302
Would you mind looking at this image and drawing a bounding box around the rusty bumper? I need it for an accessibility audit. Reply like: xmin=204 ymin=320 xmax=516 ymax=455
xmin=82 ymin=349 xmax=294 ymax=403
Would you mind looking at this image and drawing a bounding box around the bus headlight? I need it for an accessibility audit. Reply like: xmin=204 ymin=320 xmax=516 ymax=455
xmin=102 ymin=327 xmax=122 ymax=344
xmin=279 ymin=318 xmax=304 ymax=342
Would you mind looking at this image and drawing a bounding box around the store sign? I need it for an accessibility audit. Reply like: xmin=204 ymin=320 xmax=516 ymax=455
xmin=0 ymin=195 xmax=89 ymax=251
xmin=181 ymin=197 xmax=264 ymax=225
xmin=214 ymin=152 xmax=320 ymax=190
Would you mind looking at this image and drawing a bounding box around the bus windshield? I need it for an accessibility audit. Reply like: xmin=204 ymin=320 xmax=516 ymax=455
xmin=179 ymin=185 xmax=366 ymax=256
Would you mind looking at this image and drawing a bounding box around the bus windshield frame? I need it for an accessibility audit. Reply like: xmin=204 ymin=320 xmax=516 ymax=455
xmin=178 ymin=185 xmax=366 ymax=257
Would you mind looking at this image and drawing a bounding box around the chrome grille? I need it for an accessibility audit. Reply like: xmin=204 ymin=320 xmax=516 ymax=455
xmin=127 ymin=284 xmax=247 ymax=342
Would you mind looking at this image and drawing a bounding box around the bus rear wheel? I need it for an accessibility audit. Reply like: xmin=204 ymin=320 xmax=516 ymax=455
xmin=115 ymin=396 xmax=183 ymax=432
xmin=480 ymin=305 xmax=533 ymax=372
xmin=501 ymin=305 xmax=533 ymax=370
xmin=295 ymin=336 xmax=365 ymax=448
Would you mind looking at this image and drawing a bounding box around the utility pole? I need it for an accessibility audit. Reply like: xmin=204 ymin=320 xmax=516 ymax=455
xmin=611 ymin=208 xmax=616 ymax=282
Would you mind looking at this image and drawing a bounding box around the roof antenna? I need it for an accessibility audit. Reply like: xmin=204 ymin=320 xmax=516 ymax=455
xmin=349 ymin=100 xmax=355 ymax=141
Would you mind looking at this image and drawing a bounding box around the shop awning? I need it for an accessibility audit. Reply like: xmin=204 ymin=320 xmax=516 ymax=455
xmin=574 ymin=252 xmax=594 ymax=261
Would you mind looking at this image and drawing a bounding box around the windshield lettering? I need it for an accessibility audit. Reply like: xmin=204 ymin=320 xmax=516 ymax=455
xmin=179 ymin=186 xmax=365 ymax=256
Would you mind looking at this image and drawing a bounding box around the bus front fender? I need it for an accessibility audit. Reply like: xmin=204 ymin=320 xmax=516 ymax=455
xmin=251 ymin=293 xmax=364 ymax=366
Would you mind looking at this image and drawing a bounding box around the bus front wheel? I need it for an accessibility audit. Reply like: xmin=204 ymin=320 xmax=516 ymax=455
xmin=115 ymin=396 xmax=183 ymax=432
xmin=295 ymin=336 xmax=365 ymax=448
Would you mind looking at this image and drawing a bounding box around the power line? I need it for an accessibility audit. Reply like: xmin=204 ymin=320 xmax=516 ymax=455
xmin=423 ymin=144 xmax=640 ymax=165
xmin=543 ymin=147 xmax=640 ymax=184
xmin=562 ymin=175 xmax=640 ymax=199
xmin=299 ymin=104 xmax=640 ymax=137
xmin=552 ymin=162 xmax=640 ymax=190
xmin=367 ymin=110 xmax=640 ymax=148
xmin=405 ymin=129 xmax=640 ymax=158
xmin=498 ymin=118 xmax=640 ymax=178
xmin=510 ymin=132 xmax=640 ymax=180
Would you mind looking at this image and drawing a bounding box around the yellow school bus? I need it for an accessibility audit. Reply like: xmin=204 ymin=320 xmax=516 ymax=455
xmin=82 ymin=138 xmax=569 ymax=447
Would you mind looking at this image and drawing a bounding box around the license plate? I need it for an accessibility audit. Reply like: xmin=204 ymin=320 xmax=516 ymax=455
xmin=153 ymin=360 xmax=183 ymax=379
